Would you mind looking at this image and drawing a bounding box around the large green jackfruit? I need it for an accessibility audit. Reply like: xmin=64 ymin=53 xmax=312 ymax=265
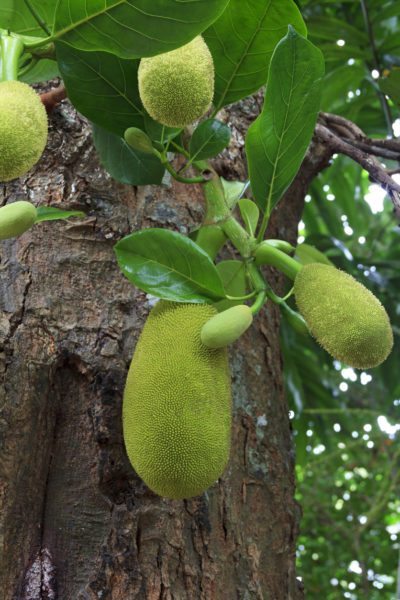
xmin=138 ymin=36 xmax=214 ymax=128
xmin=0 ymin=81 xmax=48 ymax=182
xmin=294 ymin=264 xmax=393 ymax=369
xmin=123 ymin=301 xmax=231 ymax=499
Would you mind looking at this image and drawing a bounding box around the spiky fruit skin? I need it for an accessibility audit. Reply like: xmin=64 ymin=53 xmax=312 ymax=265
xmin=123 ymin=301 xmax=231 ymax=499
xmin=201 ymin=304 xmax=253 ymax=349
xmin=0 ymin=201 xmax=37 ymax=240
xmin=0 ymin=81 xmax=48 ymax=182
xmin=294 ymin=264 xmax=393 ymax=369
xmin=138 ymin=36 xmax=214 ymax=128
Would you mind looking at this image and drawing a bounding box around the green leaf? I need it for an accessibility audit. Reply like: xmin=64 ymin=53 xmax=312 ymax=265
xmin=295 ymin=243 xmax=334 ymax=266
xmin=114 ymin=228 xmax=226 ymax=303
xmin=204 ymin=0 xmax=306 ymax=110
xmin=307 ymin=16 xmax=368 ymax=46
xmin=221 ymin=178 xmax=247 ymax=208
xmin=0 ymin=0 xmax=56 ymax=36
xmin=189 ymin=119 xmax=231 ymax=161
xmin=379 ymin=69 xmax=400 ymax=105
xmin=321 ymin=64 xmax=365 ymax=112
xmin=53 ymin=0 xmax=230 ymax=59
xmin=92 ymin=124 xmax=165 ymax=185
xmin=20 ymin=58 xmax=59 ymax=84
xmin=215 ymin=260 xmax=248 ymax=311
xmin=35 ymin=206 xmax=85 ymax=222
xmin=56 ymin=43 xmax=144 ymax=137
xmin=144 ymin=115 xmax=181 ymax=145
xmin=246 ymin=27 xmax=324 ymax=214
xmin=238 ymin=199 xmax=259 ymax=237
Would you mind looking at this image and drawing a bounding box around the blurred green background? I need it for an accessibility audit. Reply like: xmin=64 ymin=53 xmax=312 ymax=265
xmin=287 ymin=2 xmax=400 ymax=598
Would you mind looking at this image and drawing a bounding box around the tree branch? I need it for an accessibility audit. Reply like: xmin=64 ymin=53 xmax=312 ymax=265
xmin=40 ymin=84 xmax=67 ymax=113
xmin=315 ymin=123 xmax=400 ymax=217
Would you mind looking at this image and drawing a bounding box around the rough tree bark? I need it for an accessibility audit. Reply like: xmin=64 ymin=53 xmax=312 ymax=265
xmin=0 ymin=94 xmax=332 ymax=599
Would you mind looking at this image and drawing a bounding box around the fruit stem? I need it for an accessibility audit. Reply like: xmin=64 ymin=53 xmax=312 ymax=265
xmin=254 ymin=241 xmax=302 ymax=281
xmin=0 ymin=34 xmax=24 ymax=82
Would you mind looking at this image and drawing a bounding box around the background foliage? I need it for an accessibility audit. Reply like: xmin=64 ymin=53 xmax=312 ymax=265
xmin=287 ymin=2 xmax=400 ymax=598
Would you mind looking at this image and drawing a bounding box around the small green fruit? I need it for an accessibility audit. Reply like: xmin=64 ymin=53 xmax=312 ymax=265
xmin=0 ymin=81 xmax=48 ymax=182
xmin=0 ymin=201 xmax=37 ymax=240
xmin=123 ymin=301 xmax=231 ymax=499
xmin=201 ymin=305 xmax=253 ymax=349
xmin=124 ymin=127 xmax=154 ymax=154
xmin=294 ymin=264 xmax=393 ymax=368
xmin=138 ymin=36 xmax=214 ymax=128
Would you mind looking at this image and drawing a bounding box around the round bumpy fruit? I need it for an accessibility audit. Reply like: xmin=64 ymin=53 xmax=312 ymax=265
xmin=294 ymin=264 xmax=393 ymax=369
xmin=201 ymin=304 xmax=253 ymax=349
xmin=0 ymin=201 xmax=37 ymax=240
xmin=138 ymin=36 xmax=214 ymax=128
xmin=123 ymin=301 xmax=231 ymax=499
xmin=0 ymin=81 xmax=48 ymax=182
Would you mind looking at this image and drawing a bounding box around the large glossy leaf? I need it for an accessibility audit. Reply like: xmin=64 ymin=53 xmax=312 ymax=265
xmin=246 ymin=27 xmax=324 ymax=214
xmin=114 ymin=229 xmax=226 ymax=303
xmin=0 ymin=0 xmax=56 ymax=36
xmin=92 ymin=125 xmax=164 ymax=185
xmin=204 ymin=0 xmax=306 ymax=110
xmin=189 ymin=119 xmax=231 ymax=161
xmin=56 ymin=43 xmax=144 ymax=137
xmin=53 ymin=0 xmax=230 ymax=59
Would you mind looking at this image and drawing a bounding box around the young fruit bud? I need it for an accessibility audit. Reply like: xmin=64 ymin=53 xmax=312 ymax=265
xmin=0 ymin=81 xmax=48 ymax=182
xmin=294 ymin=264 xmax=393 ymax=369
xmin=124 ymin=127 xmax=154 ymax=154
xmin=201 ymin=305 xmax=253 ymax=349
xmin=123 ymin=301 xmax=231 ymax=500
xmin=0 ymin=201 xmax=37 ymax=240
xmin=138 ymin=36 xmax=214 ymax=128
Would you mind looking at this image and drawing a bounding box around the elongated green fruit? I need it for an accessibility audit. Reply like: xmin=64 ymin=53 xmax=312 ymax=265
xmin=0 ymin=81 xmax=48 ymax=182
xmin=294 ymin=264 xmax=393 ymax=368
xmin=138 ymin=36 xmax=214 ymax=128
xmin=0 ymin=201 xmax=37 ymax=240
xmin=201 ymin=305 xmax=253 ymax=348
xmin=123 ymin=301 xmax=231 ymax=499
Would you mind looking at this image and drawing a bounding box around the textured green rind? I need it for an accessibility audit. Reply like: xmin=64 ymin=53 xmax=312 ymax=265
xmin=201 ymin=304 xmax=253 ymax=349
xmin=123 ymin=301 xmax=231 ymax=499
xmin=294 ymin=264 xmax=393 ymax=369
xmin=0 ymin=201 xmax=37 ymax=240
xmin=138 ymin=36 xmax=214 ymax=128
xmin=0 ymin=81 xmax=48 ymax=182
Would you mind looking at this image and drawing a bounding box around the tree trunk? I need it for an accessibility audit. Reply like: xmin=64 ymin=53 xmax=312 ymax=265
xmin=0 ymin=96 xmax=331 ymax=599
